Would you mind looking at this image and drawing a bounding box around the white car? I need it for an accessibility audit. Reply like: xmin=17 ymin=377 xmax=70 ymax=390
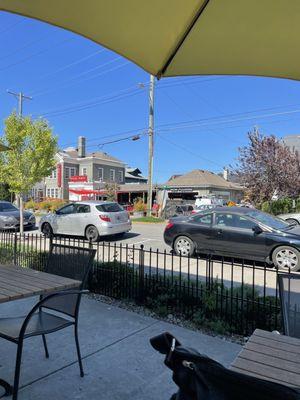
xmin=278 ymin=212 xmax=300 ymax=226
xmin=39 ymin=201 xmax=131 ymax=242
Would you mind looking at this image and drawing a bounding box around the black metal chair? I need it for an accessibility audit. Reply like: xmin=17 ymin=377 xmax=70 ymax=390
xmin=0 ymin=243 xmax=96 ymax=400
xmin=278 ymin=272 xmax=300 ymax=339
xmin=44 ymin=242 xmax=96 ymax=287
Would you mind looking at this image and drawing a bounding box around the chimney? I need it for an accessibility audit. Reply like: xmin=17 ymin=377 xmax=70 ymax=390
xmin=78 ymin=136 xmax=86 ymax=158
xmin=223 ymin=167 xmax=228 ymax=181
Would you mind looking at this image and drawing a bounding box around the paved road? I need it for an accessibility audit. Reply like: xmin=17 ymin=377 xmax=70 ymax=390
xmin=23 ymin=221 xmax=281 ymax=293
xmin=35 ymin=218 xmax=169 ymax=252
xmin=105 ymin=221 xmax=168 ymax=251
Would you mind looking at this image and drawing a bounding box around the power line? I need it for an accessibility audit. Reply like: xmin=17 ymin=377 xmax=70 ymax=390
xmin=0 ymin=19 xmax=23 ymax=35
xmin=34 ymin=81 xmax=147 ymax=118
xmin=0 ymin=37 xmax=44 ymax=62
xmin=29 ymin=48 xmax=106 ymax=86
xmin=35 ymin=83 xmax=142 ymax=119
xmin=157 ymin=133 xmax=223 ymax=168
xmin=0 ymin=37 xmax=74 ymax=72
xmin=34 ymin=57 xmax=129 ymax=96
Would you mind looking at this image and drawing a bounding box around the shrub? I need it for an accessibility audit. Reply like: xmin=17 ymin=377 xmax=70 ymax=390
xmin=24 ymin=199 xmax=37 ymax=210
xmin=133 ymin=198 xmax=146 ymax=212
xmin=37 ymin=198 xmax=66 ymax=212
xmin=259 ymin=198 xmax=296 ymax=215
xmin=261 ymin=201 xmax=271 ymax=214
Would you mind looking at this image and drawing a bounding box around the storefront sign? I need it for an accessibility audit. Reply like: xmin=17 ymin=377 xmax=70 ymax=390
xmin=57 ymin=164 xmax=62 ymax=188
xmin=69 ymin=175 xmax=88 ymax=182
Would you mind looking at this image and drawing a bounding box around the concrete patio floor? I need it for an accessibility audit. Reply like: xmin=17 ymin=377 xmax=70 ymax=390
xmin=0 ymin=296 xmax=241 ymax=400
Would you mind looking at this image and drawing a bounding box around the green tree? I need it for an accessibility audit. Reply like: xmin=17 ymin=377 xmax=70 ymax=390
xmin=0 ymin=183 xmax=11 ymax=201
xmin=0 ymin=113 xmax=58 ymax=233
xmin=104 ymin=182 xmax=120 ymax=201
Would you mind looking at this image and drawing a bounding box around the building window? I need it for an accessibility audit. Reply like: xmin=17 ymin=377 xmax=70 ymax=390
xmin=50 ymin=169 xmax=57 ymax=179
xmin=110 ymin=169 xmax=115 ymax=182
xmin=55 ymin=189 xmax=58 ymax=198
xmin=65 ymin=167 xmax=70 ymax=179
xmin=47 ymin=188 xmax=50 ymax=198
xmin=70 ymin=167 xmax=76 ymax=177
xmin=50 ymin=188 xmax=55 ymax=198
xmin=117 ymin=170 xmax=123 ymax=183
xmin=98 ymin=167 xmax=104 ymax=181
xmin=82 ymin=167 xmax=87 ymax=176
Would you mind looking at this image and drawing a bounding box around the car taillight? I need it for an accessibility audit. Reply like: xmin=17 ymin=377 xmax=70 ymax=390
xmin=99 ymin=215 xmax=111 ymax=222
xmin=165 ymin=222 xmax=174 ymax=230
xmin=191 ymin=210 xmax=197 ymax=214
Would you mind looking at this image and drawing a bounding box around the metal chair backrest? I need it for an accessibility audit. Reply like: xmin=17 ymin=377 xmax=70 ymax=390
xmin=45 ymin=243 xmax=96 ymax=289
xmin=42 ymin=243 xmax=96 ymax=317
xmin=278 ymin=272 xmax=300 ymax=338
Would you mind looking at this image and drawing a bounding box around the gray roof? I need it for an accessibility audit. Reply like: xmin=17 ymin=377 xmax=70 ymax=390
xmin=125 ymin=167 xmax=147 ymax=180
xmin=60 ymin=148 xmax=124 ymax=164
xmin=166 ymin=169 xmax=243 ymax=190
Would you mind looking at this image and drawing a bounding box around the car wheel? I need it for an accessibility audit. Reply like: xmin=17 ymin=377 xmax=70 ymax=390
xmin=85 ymin=225 xmax=99 ymax=242
xmin=272 ymin=246 xmax=300 ymax=271
xmin=286 ymin=218 xmax=300 ymax=225
xmin=41 ymin=222 xmax=53 ymax=238
xmin=174 ymin=236 xmax=195 ymax=257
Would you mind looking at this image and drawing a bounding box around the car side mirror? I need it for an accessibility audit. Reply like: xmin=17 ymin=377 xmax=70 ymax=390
xmin=252 ymin=225 xmax=263 ymax=234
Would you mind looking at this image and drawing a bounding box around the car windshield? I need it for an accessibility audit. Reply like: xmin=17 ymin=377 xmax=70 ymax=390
xmin=0 ymin=203 xmax=18 ymax=212
xmin=247 ymin=210 xmax=289 ymax=230
xmin=96 ymin=203 xmax=123 ymax=213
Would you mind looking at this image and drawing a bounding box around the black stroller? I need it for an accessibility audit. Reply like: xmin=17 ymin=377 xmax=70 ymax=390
xmin=150 ymin=332 xmax=300 ymax=400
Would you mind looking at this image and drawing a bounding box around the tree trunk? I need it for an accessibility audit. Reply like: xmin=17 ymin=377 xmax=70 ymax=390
xmin=19 ymin=195 xmax=24 ymax=235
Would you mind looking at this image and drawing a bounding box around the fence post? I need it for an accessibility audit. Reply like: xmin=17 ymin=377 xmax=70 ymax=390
xmin=13 ymin=232 xmax=17 ymax=265
xmin=138 ymin=244 xmax=145 ymax=304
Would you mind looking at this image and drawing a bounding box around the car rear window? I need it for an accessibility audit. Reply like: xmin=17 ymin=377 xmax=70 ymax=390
xmin=96 ymin=203 xmax=123 ymax=213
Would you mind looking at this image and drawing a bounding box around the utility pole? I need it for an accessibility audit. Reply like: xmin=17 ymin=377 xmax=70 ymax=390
xmin=147 ymin=74 xmax=155 ymax=217
xmin=7 ymin=90 xmax=32 ymax=235
xmin=7 ymin=90 xmax=32 ymax=116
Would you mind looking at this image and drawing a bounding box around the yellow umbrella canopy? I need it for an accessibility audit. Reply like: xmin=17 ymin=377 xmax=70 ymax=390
xmin=0 ymin=0 xmax=300 ymax=80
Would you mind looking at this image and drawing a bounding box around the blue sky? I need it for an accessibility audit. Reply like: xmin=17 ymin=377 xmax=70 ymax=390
xmin=1 ymin=11 xmax=300 ymax=183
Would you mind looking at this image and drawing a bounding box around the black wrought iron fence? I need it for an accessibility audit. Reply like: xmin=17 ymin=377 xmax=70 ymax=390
xmin=0 ymin=231 xmax=282 ymax=336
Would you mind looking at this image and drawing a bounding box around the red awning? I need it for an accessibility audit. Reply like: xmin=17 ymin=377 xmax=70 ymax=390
xmin=69 ymin=189 xmax=107 ymax=195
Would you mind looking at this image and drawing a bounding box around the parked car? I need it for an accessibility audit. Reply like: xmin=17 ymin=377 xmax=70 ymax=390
xmin=191 ymin=204 xmax=217 ymax=214
xmin=164 ymin=206 xmax=300 ymax=271
xmin=172 ymin=204 xmax=195 ymax=217
xmin=278 ymin=212 xmax=300 ymax=226
xmin=40 ymin=201 xmax=131 ymax=242
xmin=0 ymin=201 xmax=35 ymax=231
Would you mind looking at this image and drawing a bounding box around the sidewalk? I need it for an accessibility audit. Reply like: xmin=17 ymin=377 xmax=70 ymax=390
xmin=0 ymin=296 xmax=241 ymax=400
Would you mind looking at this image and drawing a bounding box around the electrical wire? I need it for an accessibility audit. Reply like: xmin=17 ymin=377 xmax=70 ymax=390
xmin=157 ymin=133 xmax=224 ymax=168
xmin=35 ymin=81 xmax=148 ymax=117
xmin=30 ymin=48 xmax=106 ymax=86
xmin=35 ymin=81 xmax=141 ymax=119
xmin=0 ymin=37 xmax=45 ymax=62
xmin=0 ymin=37 xmax=74 ymax=72
xmin=31 ymin=56 xmax=123 ymax=97
xmin=0 ymin=19 xmax=23 ymax=35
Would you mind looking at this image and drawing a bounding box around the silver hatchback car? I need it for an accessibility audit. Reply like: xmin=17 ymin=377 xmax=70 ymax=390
xmin=40 ymin=201 xmax=131 ymax=242
xmin=0 ymin=201 xmax=36 ymax=230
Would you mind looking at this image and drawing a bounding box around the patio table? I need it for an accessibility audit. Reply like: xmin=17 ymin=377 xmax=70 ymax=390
xmin=0 ymin=264 xmax=80 ymax=304
xmin=231 ymin=328 xmax=300 ymax=388
xmin=0 ymin=263 xmax=80 ymax=396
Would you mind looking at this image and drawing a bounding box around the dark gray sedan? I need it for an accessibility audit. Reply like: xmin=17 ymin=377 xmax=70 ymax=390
xmin=164 ymin=206 xmax=300 ymax=271
xmin=0 ymin=201 xmax=35 ymax=230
